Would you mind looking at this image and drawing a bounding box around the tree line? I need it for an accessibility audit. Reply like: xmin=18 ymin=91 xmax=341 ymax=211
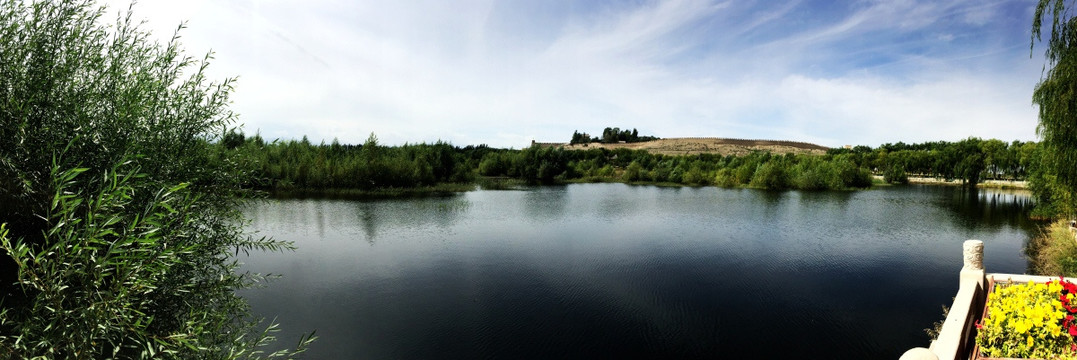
xmin=570 ymin=127 xmax=659 ymax=144
xmin=223 ymin=132 xmax=1043 ymax=193
xmin=225 ymin=131 xmax=487 ymax=191
xmin=827 ymin=138 xmax=1038 ymax=185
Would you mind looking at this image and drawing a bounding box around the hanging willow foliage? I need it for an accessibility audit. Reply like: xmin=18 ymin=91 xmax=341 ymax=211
xmin=1033 ymin=0 xmax=1077 ymax=217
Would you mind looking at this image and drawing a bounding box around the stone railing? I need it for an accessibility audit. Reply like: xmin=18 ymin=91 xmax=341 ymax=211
xmin=902 ymin=240 xmax=986 ymax=360
xmin=901 ymin=240 xmax=1074 ymax=359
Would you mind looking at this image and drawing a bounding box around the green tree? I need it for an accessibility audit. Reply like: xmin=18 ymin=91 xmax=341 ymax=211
xmin=980 ymin=139 xmax=1008 ymax=180
xmin=1033 ymin=0 xmax=1077 ymax=216
xmin=0 ymin=0 xmax=312 ymax=357
xmin=793 ymin=157 xmax=841 ymax=190
xmin=884 ymin=165 xmax=910 ymax=185
xmin=751 ymin=161 xmax=791 ymax=190
xmin=360 ymin=132 xmax=381 ymax=164
xmin=222 ymin=129 xmax=247 ymax=150
xmin=954 ymin=138 xmax=985 ymax=186
xmin=570 ymin=131 xmax=592 ymax=145
xmin=682 ymin=164 xmax=707 ymax=185
xmin=623 ymin=161 xmax=644 ymax=182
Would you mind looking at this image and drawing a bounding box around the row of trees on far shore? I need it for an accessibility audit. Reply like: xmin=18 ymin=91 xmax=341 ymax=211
xmin=828 ymin=138 xmax=1039 ymax=185
xmin=221 ymin=131 xmax=1043 ymax=193
xmin=229 ymin=133 xmax=480 ymax=191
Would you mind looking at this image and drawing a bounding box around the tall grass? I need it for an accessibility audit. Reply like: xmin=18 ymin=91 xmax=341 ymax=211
xmin=1028 ymin=220 xmax=1077 ymax=276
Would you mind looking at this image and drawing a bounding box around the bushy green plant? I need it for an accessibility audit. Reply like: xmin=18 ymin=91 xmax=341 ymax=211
xmin=714 ymin=168 xmax=737 ymax=188
xmin=751 ymin=162 xmax=790 ymax=190
xmin=734 ymin=162 xmax=758 ymax=185
xmin=793 ymin=158 xmax=841 ymax=190
xmin=0 ymin=159 xmax=314 ymax=359
xmin=884 ymin=166 xmax=910 ymax=185
xmin=682 ymin=164 xmax=708 ymax=186
xmin=0 ymin=0 xmax=313 ymax=357
xmin=1029 ymin=220 xmax=1077 ymax=277
xmin=835 ymin=159 xmax=874 ymax=189
xmin=622 ymin=161 xmax=644 ymax=182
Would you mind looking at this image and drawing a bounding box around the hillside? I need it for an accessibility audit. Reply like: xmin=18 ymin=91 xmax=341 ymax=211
xmin=541 ymin=137 xmax=831 ymax=156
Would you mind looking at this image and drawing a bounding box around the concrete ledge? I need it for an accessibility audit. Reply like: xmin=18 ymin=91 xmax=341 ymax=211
xmin=928 ymin=270 xmax=982 ymax=360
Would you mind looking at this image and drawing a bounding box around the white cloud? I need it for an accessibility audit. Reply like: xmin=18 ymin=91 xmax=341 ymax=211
xmin=772 ymin=71 xmax=1039 ymax=146
xmin=98 ymin=0 xmax=1044 ymax=148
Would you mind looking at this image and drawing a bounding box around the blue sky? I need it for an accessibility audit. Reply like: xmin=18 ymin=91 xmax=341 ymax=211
xmin=106 ymin=0 xmax=1045 ymax=148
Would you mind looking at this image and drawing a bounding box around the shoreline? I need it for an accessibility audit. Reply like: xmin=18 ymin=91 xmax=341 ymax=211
xmin=871 ymin=176 xmax=1028 ymax=190
xmin=261 ymin=176 xmax=1030 ymax=200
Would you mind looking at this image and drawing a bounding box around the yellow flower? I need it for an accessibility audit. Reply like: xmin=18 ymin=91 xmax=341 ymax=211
xmin=977 ymin=280 xmax=1077 ymax=358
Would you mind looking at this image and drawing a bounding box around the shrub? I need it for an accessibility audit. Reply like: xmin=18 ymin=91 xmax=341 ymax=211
xmin=793 ymin=158 xmax=841 ymax=190
xmin=682 ymin=165 xmax=708 ymax=186
xmin=668 ymin=167 xmax=684 ymax=184
xmin=884 ymin=166 xmax=910 ymax=184
xmin=623 ymin=161 xmax=643 ymax=182
xmin=0 ymin=160 xmax=314 ymax=359
xmin=1029 ymin=220 xmax=1077 ymax=277
xmin=0 ymin=0 xmax=312 ymax=358
xmin=836 ymin=160 xmax=874 ymax=189
xmin=714 ymin=168 xmax=738 ymax=188
xmin=751 ymin=162 xmax=790 ymax=190
xmin=734 ymin=163 xmax=757 ymax=185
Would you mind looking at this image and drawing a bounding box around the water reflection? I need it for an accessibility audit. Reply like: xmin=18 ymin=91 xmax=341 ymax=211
xmin=937 ymin=186 xmax=1039 ymax=232
xmin=246 ymin=195 xmax=470 ymax=246
xmin=757 ymin=190 xmax=786 ymax=219
xmin=241 ymin=184 xmax=1037 ymax=359
xmin=522 ymin=185 xmax=567 ymax=221
xmin=356 ymin=202 xmax=378 ymax=244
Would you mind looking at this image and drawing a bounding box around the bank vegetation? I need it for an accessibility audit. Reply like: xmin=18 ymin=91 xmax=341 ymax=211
xmin=219 ymin=130 xmax=1040 ymax=194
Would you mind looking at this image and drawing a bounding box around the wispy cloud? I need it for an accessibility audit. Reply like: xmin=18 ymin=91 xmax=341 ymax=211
xmin=103 ymin=0 xmax=1043 ymax=148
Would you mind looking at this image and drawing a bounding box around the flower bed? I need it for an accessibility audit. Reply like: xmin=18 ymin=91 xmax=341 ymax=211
xmin=975 ymin=278 xmax=1077 ymax=359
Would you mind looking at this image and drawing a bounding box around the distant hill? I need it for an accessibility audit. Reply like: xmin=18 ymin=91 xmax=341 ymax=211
xmin=537 ymin=137 xmax=830 ymax=156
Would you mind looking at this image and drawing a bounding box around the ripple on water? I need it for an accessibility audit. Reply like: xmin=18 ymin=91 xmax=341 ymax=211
xmin=241 ymin=184 xmax=1037 ymax=359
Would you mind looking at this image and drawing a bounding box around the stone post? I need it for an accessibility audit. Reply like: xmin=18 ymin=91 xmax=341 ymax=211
xmin=960 ymin=240 xmax=984 ymax=290
xmin=899 ymin=347 xmax=938 ymax=360
xmin=962 ymin=240 xmax=983 ymax=270
xmin=904 ymin=240 xmax=987 ymax=360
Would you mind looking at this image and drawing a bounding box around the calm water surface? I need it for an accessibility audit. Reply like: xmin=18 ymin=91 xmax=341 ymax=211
xmin=240 ymin=184 xmax=1038 ymax=359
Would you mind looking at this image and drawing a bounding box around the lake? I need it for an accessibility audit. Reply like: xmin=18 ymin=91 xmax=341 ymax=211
xmin=240 ymin=183 xmax=1038 ymax=359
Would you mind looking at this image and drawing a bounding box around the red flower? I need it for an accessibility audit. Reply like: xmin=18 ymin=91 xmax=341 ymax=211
xmin=1065 ymin=280 xmax=1077 ymax=294
xmin=1068 ymin=325 xmax=1077 ymax=337
xmin=975 ymin=320 xmax=982 ymax=330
